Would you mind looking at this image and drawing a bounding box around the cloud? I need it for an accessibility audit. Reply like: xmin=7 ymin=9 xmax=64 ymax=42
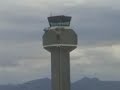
xmin=0 ymin=0 xmax=120 ymax=84
xmin=68 ymin=6 xmax=120 ymax=46
xmin=71 ymin=45 xmax=120 ymax=81
xmin=0 ymin=4 xmax=120 ymax=46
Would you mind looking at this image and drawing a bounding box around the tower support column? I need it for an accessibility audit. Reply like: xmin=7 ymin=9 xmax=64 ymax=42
xmin=51 ymin=47 xmax=70 ymax=90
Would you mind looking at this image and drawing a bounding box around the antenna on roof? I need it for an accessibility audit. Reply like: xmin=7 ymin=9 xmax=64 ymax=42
xmin=50 ymin=12 xmax=53 ymax=16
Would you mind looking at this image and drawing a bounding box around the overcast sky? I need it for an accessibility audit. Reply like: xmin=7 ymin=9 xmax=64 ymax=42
xmin=0 ymin=0 xmax=120 ymax=84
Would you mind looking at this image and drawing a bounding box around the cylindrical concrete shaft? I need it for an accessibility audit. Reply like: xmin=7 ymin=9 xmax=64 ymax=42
xmin=51 ymin=47 xmax=70 ymax=90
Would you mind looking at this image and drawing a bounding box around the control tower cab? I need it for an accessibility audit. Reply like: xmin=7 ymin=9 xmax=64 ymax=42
xmin=43 ymin=15 xmax=77 ymax=51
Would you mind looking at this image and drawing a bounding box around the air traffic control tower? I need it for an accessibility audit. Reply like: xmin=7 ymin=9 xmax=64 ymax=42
xmin=43 ymin=15 xmax=77 ymax=90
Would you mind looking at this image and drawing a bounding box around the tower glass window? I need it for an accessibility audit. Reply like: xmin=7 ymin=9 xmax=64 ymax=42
xmin=48 ymin=15 xmax=71 ymax=27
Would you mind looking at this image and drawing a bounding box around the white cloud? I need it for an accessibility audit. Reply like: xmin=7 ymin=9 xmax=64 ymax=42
xmin=112 ymin=45 xmax=120 ymax=59
xmin=84 ymin=0 xmax=120 ymax=10
xmin=71 ymin=45 xmax=120 ymax=81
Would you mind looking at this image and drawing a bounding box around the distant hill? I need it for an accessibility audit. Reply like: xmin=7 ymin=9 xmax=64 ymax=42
xmin=1 ymin=77 xmax=120 ymax=90
xmin=72 ymin=77 xmax=120 ymax=90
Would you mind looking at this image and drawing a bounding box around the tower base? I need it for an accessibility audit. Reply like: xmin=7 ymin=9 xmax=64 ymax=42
xmin=51 ymin=47 xmax=70 ymax=90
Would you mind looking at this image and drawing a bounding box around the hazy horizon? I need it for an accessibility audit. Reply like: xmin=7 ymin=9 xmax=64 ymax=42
xmin=0 ymin=0 xmax=120 ymax=84
xmin=0 ymin=76 xmax=120 ymax=85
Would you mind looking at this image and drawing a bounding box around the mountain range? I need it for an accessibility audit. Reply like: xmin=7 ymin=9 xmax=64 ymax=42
xmin=0 ymin=77 xmax=120 ymax=90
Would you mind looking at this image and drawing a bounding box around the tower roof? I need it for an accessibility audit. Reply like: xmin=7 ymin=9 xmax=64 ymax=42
xmin=48 ymin=15 xmax=72 ymax=27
